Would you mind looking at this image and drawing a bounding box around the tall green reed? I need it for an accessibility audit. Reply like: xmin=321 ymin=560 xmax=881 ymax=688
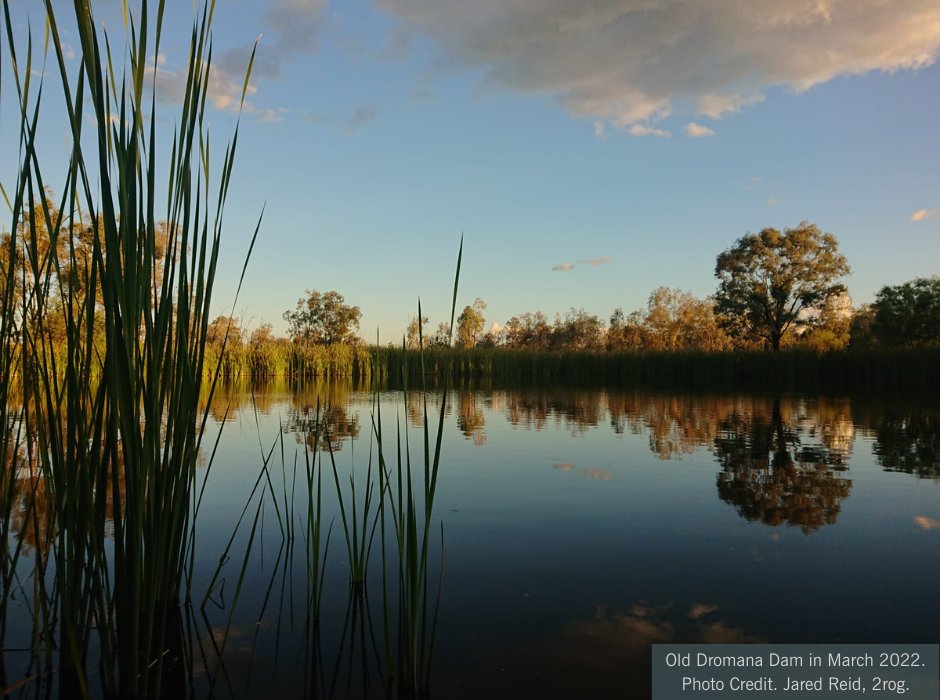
xmin=303 ymin=422 xmax=331 ymax=625
xmin=376 ymin=238 xmax=462 ymax=692
xmin=329 ymin=426 xmax=379 ymax=590
xmin=0 ymin=42 xmax=33 ymax=677
xmin=1 ymin=0 xmax=258 ymax=696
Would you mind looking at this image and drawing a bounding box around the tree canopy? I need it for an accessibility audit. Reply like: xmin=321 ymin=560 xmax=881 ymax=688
xmin=284 ymin=289 xmax=361 ymax=346
xmin=642 ymin=287 xmax=730 ymax=351
xmin=714 ymin=222 xmax=850 ymax=351
xmin=405 ymin=314 xmax=429 ymax=350
xmin=455 ymin=298 xmax=487 ymax=348
xmin=871 ymin=277 xmax=940 ymax=347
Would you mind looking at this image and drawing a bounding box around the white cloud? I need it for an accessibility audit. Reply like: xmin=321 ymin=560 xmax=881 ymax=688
xmin=593 ymin=120 xmax=606 ymax=138
xmin=378 ymin=0 xmax=940 ymax=127
xmin=910 ymin=208 xmax=937 ymax=221
xmin=552 ymin=262 xmax=576 ymax=272
xmin=767 ymin=195 xmax=779 ymax=206
xmin=147 ymin=0 xmax=328 ymax=114
xmin=685 ymin=122 xmax=715 ymax=138
xmin=629 ymin=124 xmax=670 ymax=138
xmin=147 ymin=57 xmax=256 ymax=112
xmin=258 ymin=107 xmax=289 ymax=123
xmin=696 ymin=92 xmax=765 ymax=119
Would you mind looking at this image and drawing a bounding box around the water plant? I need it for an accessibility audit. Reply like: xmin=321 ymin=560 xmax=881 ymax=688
xmin=375 ymin=241 xmax=462 ymax=692
xmin=1 ymin=0 xmax=258 ymax=695
xmin=329 ymin=435 xmax=379 ymax=590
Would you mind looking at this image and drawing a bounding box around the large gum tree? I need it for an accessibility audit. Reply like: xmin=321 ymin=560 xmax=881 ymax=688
xmin=715 ymin=222 xmax=850 ymax=351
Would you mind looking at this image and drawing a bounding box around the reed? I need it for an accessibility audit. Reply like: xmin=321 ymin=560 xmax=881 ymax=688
xmin=371 ymin=346 xmax=940 ymax=393
xmin=0 ymin=106 xmax=31 ymax=682
xmin=0 ymin=42 xmax=17 ymax=653
xmin=302 ymin=414 xmax=331 ymax=625
xmin=1 ymin=0 xmax=258 ymax=695
xmin=329 ymin=429 xmax=379 ymax=590
xmin=375 ymin=240 xmax=462 ymax=692
xmin=203 ymin=340 xmax=375 ymax=380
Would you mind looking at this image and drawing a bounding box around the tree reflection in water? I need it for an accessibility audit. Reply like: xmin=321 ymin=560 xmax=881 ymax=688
xmin=282 ymin=382 xmax=360 ymax=452
xmin=871 ymin=408 xmax=940 ymax=480
xmin=457 ymin=392 xmax=487 ymax=445
xmin=504 ymin=388 xmax=604 ymax=435
xmin=607 ymin=394 xmax=730 ymax=459
xmin=713 ymin=397 xmax=853 ymax=533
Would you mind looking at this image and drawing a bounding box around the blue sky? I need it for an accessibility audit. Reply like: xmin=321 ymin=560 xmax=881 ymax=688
xmin=3 ymin=0 xmax=939 ymax=343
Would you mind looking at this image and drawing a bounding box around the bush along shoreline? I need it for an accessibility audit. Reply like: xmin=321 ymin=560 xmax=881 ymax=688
xmin=198 ymin=344 xmax=940 ymax=394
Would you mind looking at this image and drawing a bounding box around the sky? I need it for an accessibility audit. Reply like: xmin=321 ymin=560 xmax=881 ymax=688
xmin=2 ymin=0 xmax=939 ymax=343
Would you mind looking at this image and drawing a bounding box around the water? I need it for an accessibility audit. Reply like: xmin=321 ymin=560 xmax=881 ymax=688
xmin=183 ymin=383 xmax=940 ymax=698
xmin=4 ymin=382 xmax=939 ymax=697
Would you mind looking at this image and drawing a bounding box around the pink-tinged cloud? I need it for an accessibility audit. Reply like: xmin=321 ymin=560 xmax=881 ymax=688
xmin=150 ymin=0 xmax=328 ymax=114
xmin=685 ymin=122 xmax=716 ymax=137
xmin=914 ymin=516 xmax=940 ymax=530
xmin=629 ymin=124 xmax=670 ymax=138
xmin=379 ymin=0 xmax=940 ymax=129
xmin=579 ymin=256 xmax=611 ymax=267
xmin=552 ymin=262 xmax=576 ymax=272
xmin=689 ymin=604 xmax=718 ymax=620
xmin=910 ymin=208 xmax=937 ymax=222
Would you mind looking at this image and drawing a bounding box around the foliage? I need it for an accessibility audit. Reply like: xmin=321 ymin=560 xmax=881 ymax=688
xmin=428 ymin=320 xmax=452 ymax=347
xmin=848 ymin=304 xmax=877 ymax=349
xmin=552 ymin=308 xmax=605 ymax=351
xmin=871 ymin=277 xmax=940 ymax=347
xmin=607 ymin=307 xmax=647 ymax=350
xmin=641 ymin=287 xmax=730 ymax=351
xmin=405 ymin=313 xmax=429 ymax=349
xmin=1 ymin=1 xmax=259 ymax=697
xmin=715 ymin=222 xmax=850 ymax=350
xmin=284 ymin=289 xmax=362 ymax=346
xmin=799 ymin=292 xmax=853 ymax=351
xmin=455 ymin=297 xmax=487 ymax=348
xmin=206 ymin=315 xmax=243 ymax=351
xmin=501 ymin=311 xmax=553 ymax=349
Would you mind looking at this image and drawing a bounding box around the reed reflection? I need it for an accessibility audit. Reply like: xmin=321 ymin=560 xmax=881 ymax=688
xmin=713 ymin=397 xmax=853 ymax=533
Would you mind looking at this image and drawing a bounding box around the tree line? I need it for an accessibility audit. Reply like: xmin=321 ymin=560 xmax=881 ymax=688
xmin=214 ymin=221 xmax=936 ymax=355
xmin=5 ymin=209 xmax=938 ymax=362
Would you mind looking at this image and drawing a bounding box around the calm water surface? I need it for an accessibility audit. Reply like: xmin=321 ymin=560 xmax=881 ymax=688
xmin=179 ymin=382 xmax=940 ymax=698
